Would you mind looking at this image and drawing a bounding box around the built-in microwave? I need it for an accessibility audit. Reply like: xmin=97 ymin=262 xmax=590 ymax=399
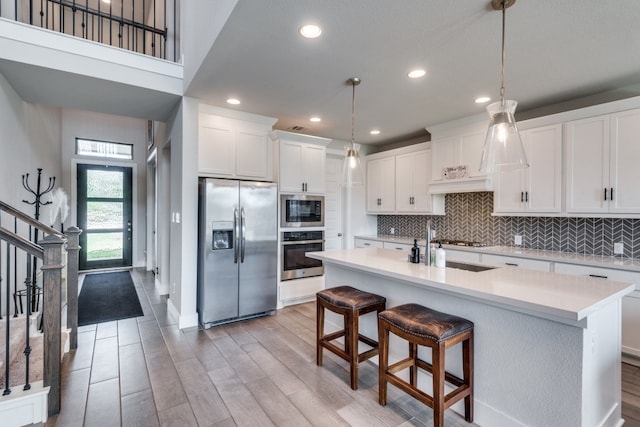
xmin=280 ymin=194 xmax=324 ymax=228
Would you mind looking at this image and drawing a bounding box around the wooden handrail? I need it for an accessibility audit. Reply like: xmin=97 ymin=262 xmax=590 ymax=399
xmin=0 ymin=200 xmax=64 ymax=239
xmin=0 ymin=225 xmax=44 ymax=258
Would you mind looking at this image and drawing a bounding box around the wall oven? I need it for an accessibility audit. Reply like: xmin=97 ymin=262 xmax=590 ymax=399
xmin=281 ymin=230 xmax=324 ymax=280
xmin=280 ymin=194 xmax=324 ymax=228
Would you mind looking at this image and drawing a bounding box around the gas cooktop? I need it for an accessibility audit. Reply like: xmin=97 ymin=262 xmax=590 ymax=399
xmin=430 ymin=239 xmax=487 ymax=248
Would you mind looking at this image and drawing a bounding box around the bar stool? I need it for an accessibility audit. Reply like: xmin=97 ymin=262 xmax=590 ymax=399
xmin=378 ymin=303 xmax=474 ymax=427
xmin=316 ymin=286 xmax=386 ymax=390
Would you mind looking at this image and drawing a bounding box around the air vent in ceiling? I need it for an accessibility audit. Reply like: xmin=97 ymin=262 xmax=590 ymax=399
xmin=289 ymin=125 xmax=306 ymax=131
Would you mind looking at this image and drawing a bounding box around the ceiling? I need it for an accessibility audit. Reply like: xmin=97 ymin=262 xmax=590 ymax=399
xmin=185 ymin=0 xmax=640 ymax=146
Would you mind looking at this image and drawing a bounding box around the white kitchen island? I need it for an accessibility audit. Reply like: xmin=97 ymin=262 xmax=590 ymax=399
xmin=307 ymin=248 xmax=636 ymax=427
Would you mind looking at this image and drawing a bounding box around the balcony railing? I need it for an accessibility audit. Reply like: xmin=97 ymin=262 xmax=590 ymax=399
xmin=0 ymin=0 xmax=178 ymax=62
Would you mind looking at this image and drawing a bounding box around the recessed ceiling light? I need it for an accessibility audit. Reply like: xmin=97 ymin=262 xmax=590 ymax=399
xmin=370 ymin=130 xmax=381 ymax=135
xmin=310 ymin=116 xmax=321 ymax=122
xmin=226 ymin=98 xmax=241 ymax=105
xmin=408 ymin=69 xmax=426 ymax=79
xmin=475 ymin=96 xmax=491 ymax=104
xmin=299 ymin=24 xmax=322 ymax=39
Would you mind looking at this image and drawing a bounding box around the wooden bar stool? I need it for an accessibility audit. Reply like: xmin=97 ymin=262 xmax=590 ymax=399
xmin=316 ymin=286 xmax=386 ymax=390
xmin=378 ymin=303 xmax=474 ymax=427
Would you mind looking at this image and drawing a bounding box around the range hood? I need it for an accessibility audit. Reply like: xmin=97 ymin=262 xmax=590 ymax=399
xmin=428 ymin=175 xmax=493 ymax=194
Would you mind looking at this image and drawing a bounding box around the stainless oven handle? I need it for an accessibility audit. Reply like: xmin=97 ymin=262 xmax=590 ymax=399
xmin=240 ymin=207 xmax=246 ymax=263
xmin=281 ymin=239 xmax=324 ymax=245
xmin=233 ymin=208 xmax=239 ymax=264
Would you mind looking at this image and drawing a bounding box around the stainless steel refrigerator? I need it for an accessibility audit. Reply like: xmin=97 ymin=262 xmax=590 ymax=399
xmin=197 ymin=178 xmax=278 ymax=328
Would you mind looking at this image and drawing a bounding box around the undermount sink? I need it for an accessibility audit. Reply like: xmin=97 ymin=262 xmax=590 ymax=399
xmin=445 ymin=260 xmax=496 ymax=272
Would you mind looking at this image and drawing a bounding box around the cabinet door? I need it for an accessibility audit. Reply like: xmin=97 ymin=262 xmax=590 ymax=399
xmin=302 ymin=145 xmax=326 ymax=193
xmin=565 ymin=116 xmax=610 ymax=213
xmin=523 ymin=124 xmax=562 ymax=213
xmin=367 ymin=157 xmax=395 ymax=213
xmin=198 ymin=121 xmax=235 ymax=177
xmin=431 ymin=136 xmax=456 ymax=181
xmin=279 ymin=141 xmax=304 ymax=192
xmin=458 ymin=131 xmax=487 ymax=178
xmin=236 ymin=128 xmax=270 ymax=179
xmin=493 ymin=167 xmax=524 ymax=213
xmin=412 ymin=150 xmax=432 ymax=212
xmin=610 ymin=109 xmax=640 ymax=213
xmin=395 ymin=153 xmax=415 ymax=212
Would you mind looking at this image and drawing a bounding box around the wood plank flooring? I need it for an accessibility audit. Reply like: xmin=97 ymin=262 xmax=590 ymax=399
xmin=43 ymin=268 xmax=640 ymax=427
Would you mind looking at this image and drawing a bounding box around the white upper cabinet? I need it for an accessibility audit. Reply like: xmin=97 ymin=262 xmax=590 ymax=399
xmin=367 ymin=156 xmax=396 ymax=213
xmin=198 ymin=108 xmax=277 ymax=181
xmin=431 ymin=130 xmax=487 ymax=181
xmin=494 ymin=124 xmax=562 ymax=214
xmin=396 ymin=150 xmax=443 ymax=214
xmin=366 ymin=142 xmax=444 ymax=215
xmin=277 ymin=131 xmax=330 ymax=194
xmin=566 ymin=109 xmax=640 ymax=214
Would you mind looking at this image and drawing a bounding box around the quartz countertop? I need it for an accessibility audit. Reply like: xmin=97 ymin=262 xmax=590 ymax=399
xmin=307 ymin=247 xmax=636 ymax=325
xmin=355 ymin=234 xmax=640 ymax=272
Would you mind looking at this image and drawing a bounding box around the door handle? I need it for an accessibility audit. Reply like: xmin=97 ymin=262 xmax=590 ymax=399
xmin=337 ymin=233 xmax=343 ymax=237
xmin=240 ymin=207 xmax=246 ymax=263
xmin=233 ymin=208 xmax=239 ymax=264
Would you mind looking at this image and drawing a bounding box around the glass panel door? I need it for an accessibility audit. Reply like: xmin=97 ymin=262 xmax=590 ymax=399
xmin=77 ymin=164 xmax=133 ymax=270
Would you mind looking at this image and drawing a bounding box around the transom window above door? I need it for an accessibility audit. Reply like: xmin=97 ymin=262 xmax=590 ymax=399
xmin=76 ymin=138 xmax=133 ymax=160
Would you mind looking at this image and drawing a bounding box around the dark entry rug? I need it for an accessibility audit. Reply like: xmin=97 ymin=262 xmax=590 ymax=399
xmin=78 ymin=271 xmax=143 ymax=326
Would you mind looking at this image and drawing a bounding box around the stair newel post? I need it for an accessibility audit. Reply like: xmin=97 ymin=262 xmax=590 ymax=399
xmin=64 ymin=226 xmax=81 ymax=350
xmin=40 ymin=234 xmax=64 ymax=416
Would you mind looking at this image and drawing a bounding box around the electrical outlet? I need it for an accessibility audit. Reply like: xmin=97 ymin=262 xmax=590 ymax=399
xmin=514 ymin=235 xmax=522 ymax=246
xmin=390 ymin=227 xmax=395 ymax=235
xmin=614 ymin=242 xmax=624 ymax=255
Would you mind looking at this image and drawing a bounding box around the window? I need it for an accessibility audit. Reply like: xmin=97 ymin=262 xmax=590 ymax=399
xmin=76 ymin=138 xmax=133 ymax=160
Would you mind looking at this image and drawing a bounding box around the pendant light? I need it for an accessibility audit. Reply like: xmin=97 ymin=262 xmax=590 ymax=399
xmin=342 ymin=77 xmax=364 ymax=186
xmin=479 ymin=0 xmax=529 ymax=173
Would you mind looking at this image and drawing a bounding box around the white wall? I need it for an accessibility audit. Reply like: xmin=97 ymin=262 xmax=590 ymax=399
xmin=0 ymin=72 xmax=61 ymax=316
xmin=60 ymin=109 xmax=148 ymax=267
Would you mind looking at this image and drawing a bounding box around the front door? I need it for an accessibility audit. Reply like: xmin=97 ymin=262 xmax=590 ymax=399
xmin=77 ymin=164 xmax=133 ymax=270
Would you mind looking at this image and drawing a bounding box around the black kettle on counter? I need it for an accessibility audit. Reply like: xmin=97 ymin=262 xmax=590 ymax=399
xmin=410 ymin=239 xmax=421 ymax=263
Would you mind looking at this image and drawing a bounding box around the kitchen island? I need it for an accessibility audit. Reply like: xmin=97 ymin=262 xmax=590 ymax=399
xmin=307 ymin=247 xmax=636 ymax=427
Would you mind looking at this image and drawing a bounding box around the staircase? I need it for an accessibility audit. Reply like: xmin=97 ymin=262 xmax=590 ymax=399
xmin=0 ymin=201 xmax=81 ymax=425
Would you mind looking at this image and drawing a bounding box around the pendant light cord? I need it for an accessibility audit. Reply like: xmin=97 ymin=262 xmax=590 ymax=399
xmin=499 ymin=1 xmax=506 ymax=106
xmin=351 ymin=80 xmax=356 ymax=146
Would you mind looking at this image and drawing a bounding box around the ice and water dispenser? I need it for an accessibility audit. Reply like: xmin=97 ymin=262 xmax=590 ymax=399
xmin=212 ymin=221 xmax=234 ymax=250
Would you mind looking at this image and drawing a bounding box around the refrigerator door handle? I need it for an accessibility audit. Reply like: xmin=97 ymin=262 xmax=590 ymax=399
xmin=233 ymin=208 xmax=239 ymax=264
xmin=240 ymin=207 xmax=246 ymax=263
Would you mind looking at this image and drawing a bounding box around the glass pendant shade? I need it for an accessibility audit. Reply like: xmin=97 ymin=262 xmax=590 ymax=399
xmin=342 ymin=143 xmax=364 ymax=186
xmin=479 ymin=100 xmax=529 ymax=173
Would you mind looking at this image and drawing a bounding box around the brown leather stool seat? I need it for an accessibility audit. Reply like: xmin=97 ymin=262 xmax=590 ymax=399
xmin=378 ymin=303 xmax=474 ymax=427
xmin=316 ymin=286 xmax=386 ymax=390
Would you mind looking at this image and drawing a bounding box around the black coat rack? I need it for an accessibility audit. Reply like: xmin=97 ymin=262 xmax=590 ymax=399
xmin=20 ymin=168 xmax=56 ymax=315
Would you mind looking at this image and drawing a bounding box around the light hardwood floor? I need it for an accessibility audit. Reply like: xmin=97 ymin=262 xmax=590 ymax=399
xmin=44 ymin=268 xmax=640 ymax=427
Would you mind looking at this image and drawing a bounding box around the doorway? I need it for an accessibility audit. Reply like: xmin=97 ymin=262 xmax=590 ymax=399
xmin=77 ymin=164 xmax=133 ymax=270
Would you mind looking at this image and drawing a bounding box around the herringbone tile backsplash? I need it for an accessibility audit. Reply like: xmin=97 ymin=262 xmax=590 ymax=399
xmin=377 ymin=192 xmax=640 ymax=258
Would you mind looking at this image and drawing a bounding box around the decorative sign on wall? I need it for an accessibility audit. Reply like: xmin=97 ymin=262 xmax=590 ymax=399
xmin=441 ymin=165 xmax=469 ymax=180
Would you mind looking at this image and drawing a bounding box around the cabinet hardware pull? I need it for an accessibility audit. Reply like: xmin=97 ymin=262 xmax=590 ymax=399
xmin=363 ymin=243 xmax=370 ymax=246
xmin=505 ymin=262 xmax=519 ymax=267
xmin=610 ymin=187 xmax=614 ymax=200
xmin=604 ymin=188 xmax=607 ymax=201
xmin=395 ymin=247 xmax=403 ymax=250
xmin=302 ymin=183 xmax=305 ymax=192
xmin=525 ymin=192 xmax=529 ymax=202
xmin=589 ymin=274 xmax=608 ymax=279
xmin=377 ymin=198 xmax=382 ymax=206
xmin=520 ymin=192 xmax=524 ymax=202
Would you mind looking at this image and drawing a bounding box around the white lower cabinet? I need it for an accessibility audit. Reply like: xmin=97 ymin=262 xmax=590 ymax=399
xmin=354 ymin=238 xmax=383 ymax=249
xmin=554 ymin=262 xmax=640 ymax=358
xmin=482 ymin=254 xmax=551 ymax=272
